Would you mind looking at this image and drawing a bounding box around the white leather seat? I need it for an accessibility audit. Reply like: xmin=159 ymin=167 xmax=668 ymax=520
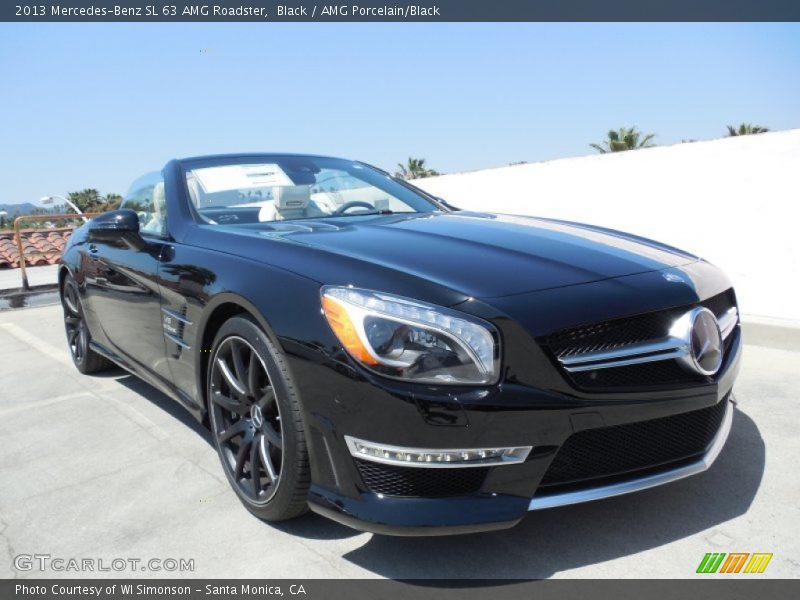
xmin=142 ymin=182 xmax=167 ymax=236
xmin=259 ymin=186 xmax=321 ymax=222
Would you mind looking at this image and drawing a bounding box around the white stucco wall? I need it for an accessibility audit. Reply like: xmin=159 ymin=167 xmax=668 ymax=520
xmin=411 ymin=129 xmax=800 ymax=322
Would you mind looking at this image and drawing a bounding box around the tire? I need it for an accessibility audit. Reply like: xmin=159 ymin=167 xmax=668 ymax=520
xmin=61 ymin=275 xmax=114 ymax=374
xmin=207 ymin=315 xmax=310 ymax=521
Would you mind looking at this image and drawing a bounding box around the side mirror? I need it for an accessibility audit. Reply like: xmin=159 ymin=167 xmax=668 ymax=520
xmin=88 ymin=209 xmax=145 ymax=249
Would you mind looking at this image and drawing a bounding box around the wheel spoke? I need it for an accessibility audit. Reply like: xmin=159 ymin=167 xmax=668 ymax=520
xmin=260 ymin=435 xmax=278 ymax=483
xmin=263 ymin=422 xmax=283 ymax=450
xmin=231 ymin=342 xmax=248 ymax=391
xmin=63 ymin=282 xmax=85 ymax=363
xmin=218 ymin=419 xmax=248 ymax=442
xmin=247 ymin=351 xmax=260 ymax=397
xmin=211 ymin=390 xmax=248 ymax=416
xmin=233 ymin=434 xmax=252 ymax=480
xmin=77 ymin=326 xmax=86 ymax=357
xmin=258 ymin=387 xmax=276 ymax=409
xmin=64 ymin=286 xmax=79 ymax=315
xmin=216 ymin=357 xmax=247 ymax=396
xmin=250 ymin=439 xmax=261 ymax=497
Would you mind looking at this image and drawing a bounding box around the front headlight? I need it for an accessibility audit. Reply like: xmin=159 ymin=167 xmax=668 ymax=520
xmin=321 ymin=286 xmax=500 ymax=385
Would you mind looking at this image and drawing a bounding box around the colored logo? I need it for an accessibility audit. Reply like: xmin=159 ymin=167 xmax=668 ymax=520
xmin=696 ymin=552 xmax=773 ymax=574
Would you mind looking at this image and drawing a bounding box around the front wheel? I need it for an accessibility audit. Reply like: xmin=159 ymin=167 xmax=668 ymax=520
xmin=207 ymin=315 xmax=310 ymax=521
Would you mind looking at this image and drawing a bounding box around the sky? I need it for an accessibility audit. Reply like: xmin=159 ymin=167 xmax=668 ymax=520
xmin=1 ymin=22 xmax=799 ymax=204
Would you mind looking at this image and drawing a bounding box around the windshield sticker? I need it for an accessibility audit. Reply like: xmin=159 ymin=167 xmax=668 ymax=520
xmin=193 ymin=164 xmax=294 ymax=193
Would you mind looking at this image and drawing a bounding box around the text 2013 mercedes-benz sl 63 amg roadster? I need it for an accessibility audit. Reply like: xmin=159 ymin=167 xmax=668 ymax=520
xmin=59 ymin=154 xmax=740 ymax=535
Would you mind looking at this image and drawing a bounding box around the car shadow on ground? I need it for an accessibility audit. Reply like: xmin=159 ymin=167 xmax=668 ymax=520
xmin=114 ymin=372 xmax=213 ymax=445
xmin=107 ymin=372 xmax=765 ymax=579
xmin=113 ymin=371 xmax=363 ymax=541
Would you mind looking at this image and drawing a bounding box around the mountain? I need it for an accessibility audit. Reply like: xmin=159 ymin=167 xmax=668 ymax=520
xmin=0 ymin=202 xmax=40 ymax=215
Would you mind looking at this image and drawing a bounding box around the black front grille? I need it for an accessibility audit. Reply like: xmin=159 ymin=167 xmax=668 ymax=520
xmin=541 ymin=289 xmax=737 ymax=391
xmin=547 ymin=310 xmax=674 ymax=359
xmin=354 ymin=458 xmax=487 ymax=497
xmin=539 ymin=399 xmax=728 ymax=491
xmin=569 ymin=360 xmax=708 ymax=390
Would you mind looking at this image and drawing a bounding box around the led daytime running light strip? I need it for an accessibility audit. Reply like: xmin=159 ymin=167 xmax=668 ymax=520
xmin=345 ymin=435 xmax=532 ymax=469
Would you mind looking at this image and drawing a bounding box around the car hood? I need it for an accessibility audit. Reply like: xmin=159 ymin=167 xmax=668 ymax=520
xmin=246 ymin=212 xmax=698 ymax=299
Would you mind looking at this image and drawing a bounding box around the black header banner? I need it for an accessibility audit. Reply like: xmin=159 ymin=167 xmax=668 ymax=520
xmin=3 ymin=0 xmax=800 ymax=22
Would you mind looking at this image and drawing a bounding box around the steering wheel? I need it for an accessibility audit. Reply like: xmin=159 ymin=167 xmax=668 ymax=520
xmin=332 ymin=201 xmax=375 ymax=216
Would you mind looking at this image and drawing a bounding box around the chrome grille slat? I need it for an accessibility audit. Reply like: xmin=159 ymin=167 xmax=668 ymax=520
xmin=717 ymin=307 xmax=738 ymax=340
xmin=556 ymin=307 xmax=737 ymax=373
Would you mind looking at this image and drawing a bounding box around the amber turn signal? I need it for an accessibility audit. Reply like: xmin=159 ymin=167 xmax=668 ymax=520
xmin=321 ymin=294 xmax=379 ymax=366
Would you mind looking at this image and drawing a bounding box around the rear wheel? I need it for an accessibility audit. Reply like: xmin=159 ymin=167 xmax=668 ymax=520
xmin=61 ymin=275 xmax=113 ymax=374
xmin=208 ymin=315 xmax=310 ymax=521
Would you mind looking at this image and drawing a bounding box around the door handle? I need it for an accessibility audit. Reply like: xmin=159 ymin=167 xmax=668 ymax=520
xmin=88 ymin=244 xmax=99 ymax=259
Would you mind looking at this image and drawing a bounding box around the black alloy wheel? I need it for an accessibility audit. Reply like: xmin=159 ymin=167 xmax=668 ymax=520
xmin=210 ymin=335 xmax=283 ymax=503
xmin=208 ymin=316 xmax=309 ymax=520
xmin=61 ymin=276 xmax=113 ymax=374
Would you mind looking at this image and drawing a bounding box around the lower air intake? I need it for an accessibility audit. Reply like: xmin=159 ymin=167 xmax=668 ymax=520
xmin=354 ymin=459 xmax=487 ymax=497
xmin=539 ymin=398 xmax=729 ymax=491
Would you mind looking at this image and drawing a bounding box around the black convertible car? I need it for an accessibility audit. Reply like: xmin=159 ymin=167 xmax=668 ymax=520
xmin=59 ymin=154 xmax=740 ymax=535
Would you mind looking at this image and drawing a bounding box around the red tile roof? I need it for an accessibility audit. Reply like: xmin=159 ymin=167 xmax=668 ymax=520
xmin=0 ymin=227 xmax=73 ymax=269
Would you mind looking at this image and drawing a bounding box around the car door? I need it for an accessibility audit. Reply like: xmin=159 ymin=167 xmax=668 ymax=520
xmin=84 ymin=173 xmax=171 ymax=382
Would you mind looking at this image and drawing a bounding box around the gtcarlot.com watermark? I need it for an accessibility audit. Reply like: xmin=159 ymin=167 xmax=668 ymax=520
xmin=14 ymin=553 xmax=195 ymax=573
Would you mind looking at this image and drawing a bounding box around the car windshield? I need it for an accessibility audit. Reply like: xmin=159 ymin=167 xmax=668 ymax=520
xmin=184 ymin=156 xmax=440 ymax=224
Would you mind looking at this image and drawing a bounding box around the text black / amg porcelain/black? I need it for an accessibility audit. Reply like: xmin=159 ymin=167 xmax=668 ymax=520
xmin=59 ymin=154 xmax=741 ymax=535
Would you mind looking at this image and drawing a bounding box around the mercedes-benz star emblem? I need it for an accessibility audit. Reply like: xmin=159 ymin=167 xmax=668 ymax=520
xmin=670 ymin=307 xmax=724 ymax=376
xmin=250 ymin=404 xmax=264 ymax=429
xmin=662 ymin=272 xmax=685 ymax=283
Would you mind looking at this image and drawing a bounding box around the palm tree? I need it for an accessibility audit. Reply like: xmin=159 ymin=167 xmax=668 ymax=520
xmin=66 ymin=189 xmax=123 ymax=213
xmin=590 ymin=127 xmax=656 ymax=153
xmin=67 ymin=189 xmax=104 ymax=212
xmin=395 ymin=157 xmax=440 ymax=180
xmin=103 ymin=193 xmax=123 ymax=211
xmin=726 ymin=123 xmax=769 ymax=137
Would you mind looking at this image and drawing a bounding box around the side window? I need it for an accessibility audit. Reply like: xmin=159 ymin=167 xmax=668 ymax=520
xmin=120 ymin=171 xmax=168 ymax=238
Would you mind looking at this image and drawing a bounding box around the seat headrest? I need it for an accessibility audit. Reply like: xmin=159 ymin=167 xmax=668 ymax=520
xmin=274 ymin=186 xmax=310 ymax=212
xmin=152 ymin=182 xmax=166 ymax=214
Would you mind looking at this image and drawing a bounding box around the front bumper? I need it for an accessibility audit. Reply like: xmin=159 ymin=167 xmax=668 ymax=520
xmin=528 ymin=395 xmax=733 ymax=511
xmin=298 ymin=323 xmax=741 ymax=536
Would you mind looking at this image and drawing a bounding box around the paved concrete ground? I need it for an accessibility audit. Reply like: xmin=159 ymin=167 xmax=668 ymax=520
xmin=0 ymin=304 xmax=798 ymax=579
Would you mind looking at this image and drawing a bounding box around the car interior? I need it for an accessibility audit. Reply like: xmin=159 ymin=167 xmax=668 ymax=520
xmin=185 ymin=164 xmax=418 ymax=226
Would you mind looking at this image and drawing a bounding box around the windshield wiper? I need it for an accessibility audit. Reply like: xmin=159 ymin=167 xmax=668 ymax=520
xmin=325 ymin=209 xmax=403 ymax=218
xmin=363 ymin=209 xmax=398 ymax=216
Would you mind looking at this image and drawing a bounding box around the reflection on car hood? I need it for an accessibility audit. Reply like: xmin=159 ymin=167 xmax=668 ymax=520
xmin=244 ymin=212 xmax=698 ymax=298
